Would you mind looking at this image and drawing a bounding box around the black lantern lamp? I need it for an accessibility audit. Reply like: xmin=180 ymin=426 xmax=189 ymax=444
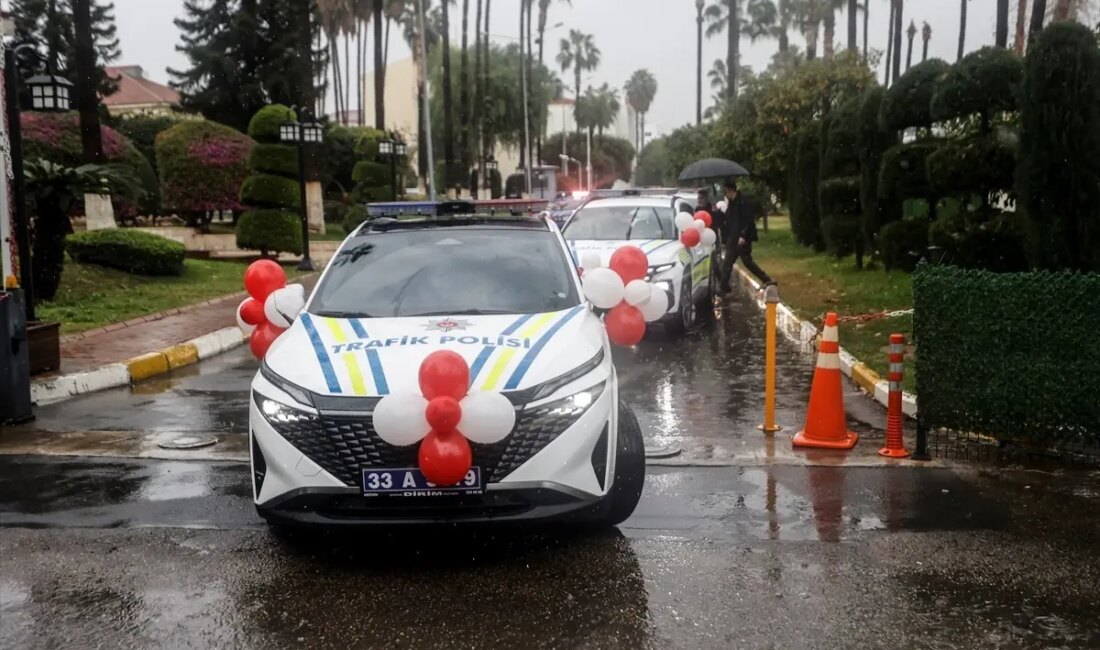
xmin=25 ymin=73 xmax=73 ymax=112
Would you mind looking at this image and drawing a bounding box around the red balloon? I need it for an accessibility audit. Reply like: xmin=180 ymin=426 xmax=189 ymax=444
xmin=694 ymin=210 xmax=713 ymax=228
xmin=426 ymin=396 xmax=462 ymax=434
xmin=680 ymin=228 xmax=701 ymax=248
xmin=605 ymin=303 xmax=646 ymax=347
xmin=608 ymin=245 xmax=649 ymax=283
xmin=239 ymin=298 xmax=265 ymax=326
xmin=249 ymin=322 xmax=283 ymax=359
xmin=419 ymin=350 xmax=470 ymax=400
xmin=244 ymin=260 xmax=286 ymax=302
xmin=418 ymin=430 xmax=472 ymax=486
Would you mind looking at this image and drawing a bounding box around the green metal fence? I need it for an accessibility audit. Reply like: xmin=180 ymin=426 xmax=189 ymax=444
xmin=913 ymin=264 xmax=1100 ymax=463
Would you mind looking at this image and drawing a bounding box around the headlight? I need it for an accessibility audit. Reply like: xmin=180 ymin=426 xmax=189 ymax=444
xmin=528 ymin=349 xmax=604 ymax=401
xmin=542 ymin=381 xmax=605 ymax=418
xmin=260 ymin=361 xmax=315 ymax=407
xmin=646 ymin=262 xmax=676 ymax=280
xmin=254 ymin=392 xmax=318 ymax=426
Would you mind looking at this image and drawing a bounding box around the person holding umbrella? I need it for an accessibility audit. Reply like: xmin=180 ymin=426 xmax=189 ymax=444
xmin=719 ymin=180 xmax=775 ymax=293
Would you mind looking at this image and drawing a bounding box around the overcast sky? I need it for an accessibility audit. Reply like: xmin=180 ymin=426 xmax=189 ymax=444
xmin=111 ymin=0 xmax=1002 ymax=131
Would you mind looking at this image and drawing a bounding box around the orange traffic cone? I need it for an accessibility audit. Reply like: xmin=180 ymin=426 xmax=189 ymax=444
xmin=793 ymin=312 xmax=858 ymax=450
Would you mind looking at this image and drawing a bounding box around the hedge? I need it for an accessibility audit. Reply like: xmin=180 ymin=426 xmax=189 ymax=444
xmin=250 ymin=143 xmax=299 ymax=178
xmin=879 ymin=141 xmax=940 ymax=201
xmin=820 ymin=97 xmax=862 ymax=179
xmin=156 ymin=120 xmax=252 ymax=215
xmin=240 ymin=173 xmax=301 ymax=209
xmin=342 ymin=204 xmax=370 ymax=234
xmin=1016 ymin=22 xmax=1100 ymax=272
xmin=930 ymin=46 xmax=1023 ymax=126
xmin=248 ymin=104 xmax=296 ymax=144
xmin=877 ymin=217 xmax=929 ymax=271
xmin=927 ymin=135 xmax=1016 ymax=197
xmin=236 ymin=209 xmax=303 ymax=255
xmin=879 ymin=59 xmax=951 ymax=131
xmin=66 ymin=229 xmax=186 ymax=276
xmin=352 ymin=160 xmax=391 ymax=187
xmin=927 ymin=210 xmax=1029 ymax=272
xmin=115 ymin=113 xmax=186 ymax=176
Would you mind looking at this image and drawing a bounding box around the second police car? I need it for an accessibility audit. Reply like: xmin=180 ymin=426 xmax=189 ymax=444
xmin=249 ymin=205 xmax=645 ymax=529
xmin=562 ymin=193 xmax=718 ymax=337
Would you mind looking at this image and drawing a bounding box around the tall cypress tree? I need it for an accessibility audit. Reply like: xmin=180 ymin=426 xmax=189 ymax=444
xmin=9 ymin=0 xmax=120 ymax=95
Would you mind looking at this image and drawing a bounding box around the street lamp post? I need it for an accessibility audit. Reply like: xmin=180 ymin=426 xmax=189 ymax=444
xmin=379 ymin=134 xmax=406 ymax=199
xmin=696 ymin=0 xmax=704 ymax=126
xmin=3 ymin=43 xmax=74 ymax=321
xmin=279 ymin=107 xmax=323 ymax=272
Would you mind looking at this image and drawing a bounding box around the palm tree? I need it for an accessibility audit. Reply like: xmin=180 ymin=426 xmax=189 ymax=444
xmin=536 ymin=0 xmax=569 ymax=161
xmin=705 ymin=0 xmax=777 ymax=99
xmin=400 ymin=0 xmax=443 ymax=179
xmin=373 ymin=0 xmax=385 ymax=129
xmin=885 ymin=0 xmax=894 ymax=83
xmin=73 ymin=0 xmax=104 ymax=162
xmin=440 ymin=0 xmax=455 ymax=188
xmin=996 ymin=0 xmax=1010 ymax=46
xmin=460 ymin=0 xmax=471 ymax=172
xmin=847 ymin=0 xmax=857 ymax=50
xmin=624 ymin=69 xmax=657 ymax=152
xmin=318 ymin=0 xmax=352 ymax=122
xmin=892 ymin=0 xmax=903 ymax=83
xmin=860 ymin=0 xmax=869 ymax=61
xmin=957 ymin=0 xmax=968 ymax=60
xmin=799 ymin=0 xmax=821 ymax=59
xmin=556 ymin=29 xmax=601 ymax=131
xmin=1015 ymin=0 xmax=1029 ymax=53
xmin=1029 ymin=0 xmax=1048 ymax=43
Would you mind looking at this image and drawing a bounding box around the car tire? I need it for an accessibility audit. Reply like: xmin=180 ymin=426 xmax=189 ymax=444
xmin=665 ymin=273 xmax=694 ymax=338
xmin=602 ymin=401 xmax=646 ymax=526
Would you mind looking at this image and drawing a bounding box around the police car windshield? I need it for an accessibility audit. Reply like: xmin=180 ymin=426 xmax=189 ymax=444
xmin=310 ymin=228 xmax=580 ymax=318
xmin=564 ymin=205 xmax=677 ymax=241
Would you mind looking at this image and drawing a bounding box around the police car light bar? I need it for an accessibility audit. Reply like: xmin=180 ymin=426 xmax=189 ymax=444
xmin=365 ymin=199 xmax=549 ymax=218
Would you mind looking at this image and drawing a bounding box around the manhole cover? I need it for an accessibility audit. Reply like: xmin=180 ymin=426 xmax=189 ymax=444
xmin=644 ymin=444 xmax=682 ymax=459
xmin=158 ymin=435 xmax=218 ymax=450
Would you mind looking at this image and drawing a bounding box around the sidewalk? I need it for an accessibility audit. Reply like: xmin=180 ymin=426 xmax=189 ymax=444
xmin=31 ymin=274 xmax=319 ymax=405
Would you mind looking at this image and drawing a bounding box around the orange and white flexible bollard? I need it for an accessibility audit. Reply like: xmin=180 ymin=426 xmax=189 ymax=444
xmin=793 ymin=312 xmax=858 ymax=450
xmin=878 ymin=333 xmax=910 ymax=458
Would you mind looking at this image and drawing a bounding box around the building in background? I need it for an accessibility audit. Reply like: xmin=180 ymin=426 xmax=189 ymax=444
xmin=102 ymin=66 xmax=180 ymax=116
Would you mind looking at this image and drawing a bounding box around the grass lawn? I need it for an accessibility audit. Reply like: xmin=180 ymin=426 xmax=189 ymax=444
xmin=750 ymin=215 xmax=916 ymax=393
xmin=39 ymin=258 xmax=303 ymax=334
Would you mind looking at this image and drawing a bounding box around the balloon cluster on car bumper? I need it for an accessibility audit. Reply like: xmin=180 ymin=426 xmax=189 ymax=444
xmin=675 ymin=210 xmax=717 ymax=249
xmin=235 ymin=260 xmax=306 ymax=359
xmin=579 ymin=245 xmax=669 ymax=347
xmin=372 ymin=351 xmax=516 ymax=486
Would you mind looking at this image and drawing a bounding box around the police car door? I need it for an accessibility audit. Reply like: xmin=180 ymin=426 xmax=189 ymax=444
xmin=676 ymin=198 xmax=710 ymax=300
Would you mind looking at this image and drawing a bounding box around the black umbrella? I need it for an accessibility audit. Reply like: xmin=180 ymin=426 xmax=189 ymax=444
xmin=677 ymin=158 xmax=750 ymax=182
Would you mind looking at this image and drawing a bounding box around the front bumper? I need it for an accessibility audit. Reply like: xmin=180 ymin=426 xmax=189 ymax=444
xmin=249 ymin=369 xmax=618 ymax=526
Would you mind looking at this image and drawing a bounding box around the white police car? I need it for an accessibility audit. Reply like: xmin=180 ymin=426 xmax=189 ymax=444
xmin=250 ymin=210 xmax=644 ymax=528
xmin=562 ymin=194 xmax=717 ymax=337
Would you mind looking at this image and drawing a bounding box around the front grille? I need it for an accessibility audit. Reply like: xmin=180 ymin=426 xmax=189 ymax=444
xmin=270 ymin=401 xmax=589 ymax=487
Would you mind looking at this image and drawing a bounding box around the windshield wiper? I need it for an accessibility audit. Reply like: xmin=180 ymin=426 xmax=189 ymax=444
xmin=313 ymin=310 xmax=373 ymax=318
xmin=404 ymin=309 xmax=515 ymax=317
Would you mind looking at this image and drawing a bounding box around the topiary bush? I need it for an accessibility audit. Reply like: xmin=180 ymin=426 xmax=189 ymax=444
xmin=928 ymin=209 xmax=1030 ymax=272
xmin=237 ymin=104 xmax=302 ymax=256
xmin=930 ymin=46 xmax=1023 ymax=129
xmin=878 ymin=141 xmax=940 ymax=201
xmin=879 ymin=59 xmax=951 ymax=131
xmin=927 ymin=135 xmax=1017 ymax=197
xmin=66 ymin=229 xmax=186 ymax=276
xmin=342 ymin=204 xmax=370 ymax=234
xmin=878 ymin=217 xmax=929 ymax=272
xmin=352 ymin=161 xmax=390 ymax=187
xmin=156 ymin=120 xmax=253 ymax=225
xmin=1017 ymin=22 xmax=1100 ymax=272
xmin=858 ymin=87 xmax=900 ymax=246
xmin=115 ymin=113 xmax=186 ymax=176
xmin=819 ymin=97 xmax=864 ymax=264
xmin=789 ymin=121 xmax=823 ymax=250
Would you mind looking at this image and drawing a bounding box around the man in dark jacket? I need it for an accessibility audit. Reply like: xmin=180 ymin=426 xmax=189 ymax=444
xmin=694 ymin=188 xmax=726 ymax=242
xmin=719 ymin=181 xmax=774 ymax=292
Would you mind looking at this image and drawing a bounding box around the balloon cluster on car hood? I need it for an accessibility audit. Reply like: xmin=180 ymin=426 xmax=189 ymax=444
xmin=579 ymin=244 xmax=669 ymax=346
xmin=235 ymin=260 xmax=306 ymax=359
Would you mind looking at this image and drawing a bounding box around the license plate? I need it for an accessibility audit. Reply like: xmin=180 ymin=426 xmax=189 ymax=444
xmin=361 ymin=467 xmax=484 ymax=496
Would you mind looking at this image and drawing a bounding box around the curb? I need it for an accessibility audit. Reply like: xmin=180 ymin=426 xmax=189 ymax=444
xmin=31 ymin=327 xmax=245 ymax=406
xmin=734 ymin=267 xmax=918 ymax=418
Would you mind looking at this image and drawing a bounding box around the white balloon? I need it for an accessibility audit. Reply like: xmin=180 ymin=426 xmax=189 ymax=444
xmin=701 ymin=228 xmax=717 ymax=247
xmin=459 ymin=391 xmax=517 ymax=444
xmin=264 ymin=284 xmax=306 ymax=328
xmin=235 ymin=299 xmax=255 ymax=336
xmin=582 ymin=267 xmax=625 ymax=309
xmin=580 ymin=251 xmax=602 ymax=271
xmin=372 ymin=393 xmax=431 ymax=446
xmin=674 ymin=212 xmax=694 ymax=231
xmin=624 ymin=279 xmax=652 ymax=306
xmin=640 ymin=285 xmax=670 ymax=322
xmin=692 ymin=219 xmax=707 ymax=232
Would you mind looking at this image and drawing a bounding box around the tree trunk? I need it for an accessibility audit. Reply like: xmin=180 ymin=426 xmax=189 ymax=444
xmin=475 ymin=0 xmax=484 ymax=192
xmin=357 ymin=25 xmax=364 ymax=126
xmin=1052 ymin=0 xmax=1074 ymax=20
xmin=640 ymin=112 xmax=646 ymax=150
xmin=804 ymin=0 xmax=819 ymax=60
xmin=518 ymin=3 xmax=526 ymax=173
xmin=863 ymin=1 xmax=869 ymax=62
xmin=72 ymin=0 xmax=104 ymax=163
xmin=996 ymin=0 xmax=1010 ymax=47
xmin=1029 ymin=0 xmax=1048 ymax=43
xmin=329 ymin=33 xmax=343 ymax=122
xmin=958 ymin=0 xmax=967 ymax=60
xmin=294 ymin=0 xmax=315 ymax=115
xmin=906 ymin=22 xmax=915 ymax=70
xmin=729 ymin=0 xmax=739 ymax=99
xmin=344 ymin=33 xmax=351 ymax=124
xmin=373 ymin=0 xmax=385 ymax=130
xmin=460 ymin=0 xmax=470 ymax=177
xmin=892 ymin=0 xmax=903 ymax=84
xmin=483 ymin=0 xmax=493 ymax=175
xmin=526 ymin=3 xmax=534 ymax=170
xmin=1015 ymin=0 xmax=1029 ymax=54
xmin=885 ymin=1 xmax=895 ymax=84
xmin=779 ymin=0 xmax=790 ymax=53
xmin=823 ymin=11 xmax=835 ymax=59
xmin=847 ymin=0 xmax=858 ymax=51
xmin=923 ymin=33 xmax=930 ymax=61
xmin=442 ymin=0 xmax=455 ymax=188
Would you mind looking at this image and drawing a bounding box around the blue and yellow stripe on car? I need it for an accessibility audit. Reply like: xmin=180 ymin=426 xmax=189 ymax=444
xmin=472 ymin=306 xmax=585 ymax=391
xmin=306 ymin=315 xmax=389 ymax=395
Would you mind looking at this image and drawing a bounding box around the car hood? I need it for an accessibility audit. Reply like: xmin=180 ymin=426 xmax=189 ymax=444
xmin=568 ymin=238 xmax=687 ymax=267
xmin=263 ymin=306 xmax=604 ymax=397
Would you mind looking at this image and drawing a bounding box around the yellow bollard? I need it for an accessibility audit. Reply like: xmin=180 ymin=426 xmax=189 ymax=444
xmin=759 ymin=284 xmax=783 ymax=433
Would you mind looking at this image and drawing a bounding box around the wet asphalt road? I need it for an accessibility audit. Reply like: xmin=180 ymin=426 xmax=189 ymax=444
xmin=3 ymin=292 xmax=1100 ymax=648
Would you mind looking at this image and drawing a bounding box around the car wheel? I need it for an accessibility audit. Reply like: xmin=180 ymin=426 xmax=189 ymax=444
xmin=602 ymin=401 xmax=646 ymax=526
xmin=665 ymin=273 xmax=694 ymax=338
